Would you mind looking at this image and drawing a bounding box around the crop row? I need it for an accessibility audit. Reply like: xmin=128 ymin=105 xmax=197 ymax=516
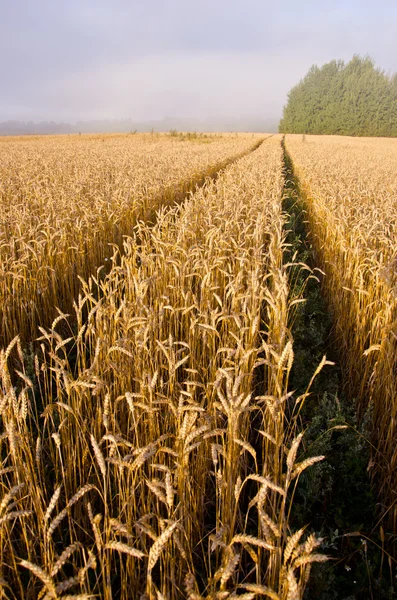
xmin=0 ymin=135 xmax=326 ymax=599
xmin=0 ymin=133 xmax=261 ymax=346
xmin=285 ymin=134 xmax=397 ymax=531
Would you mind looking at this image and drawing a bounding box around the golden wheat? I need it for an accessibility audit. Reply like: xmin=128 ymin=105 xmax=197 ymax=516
xmin=285 ymin=133 xmax=397 ymax=532
xmin=0 ymin=134 xmax=326 ymax=599
xmin=0 ymin=132 xmax=262 ymax=347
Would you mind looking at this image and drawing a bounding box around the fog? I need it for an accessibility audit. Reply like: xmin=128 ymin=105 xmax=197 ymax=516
xmin=1 ymin=0 xmax=396 ymax=131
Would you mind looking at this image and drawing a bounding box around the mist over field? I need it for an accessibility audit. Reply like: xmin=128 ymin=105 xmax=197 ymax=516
xmin=1 ymin=0 xmax=396 ymax=133
xmin=0 ymin=116 xmax=279 ymax=135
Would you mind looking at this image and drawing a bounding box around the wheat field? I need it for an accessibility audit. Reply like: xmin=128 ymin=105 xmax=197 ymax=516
xmin=0 ymin=133 xmax=261 ymax=348
xmin=2 ymin=130 xmax=397 ymax=598
xmin=0 ymin=134 xmax=331 ymax=599
xmin=285 ymin=134 xmax=397 ymax=530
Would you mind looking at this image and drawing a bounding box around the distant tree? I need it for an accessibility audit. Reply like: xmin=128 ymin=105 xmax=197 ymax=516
xmin=279 ymin=55 xmax=397 ymax=137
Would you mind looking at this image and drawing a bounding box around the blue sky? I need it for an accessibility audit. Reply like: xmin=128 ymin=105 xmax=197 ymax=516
xmin=1 ymin=0 xmax=396 ymax=125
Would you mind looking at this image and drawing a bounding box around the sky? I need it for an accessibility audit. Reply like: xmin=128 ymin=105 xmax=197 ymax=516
xmin=1 ymin=0 xmax=396 ymax=128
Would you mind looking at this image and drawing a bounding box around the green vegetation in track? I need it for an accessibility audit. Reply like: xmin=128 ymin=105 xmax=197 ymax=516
xmin=282 ymin=140 xmax=396 ymax=600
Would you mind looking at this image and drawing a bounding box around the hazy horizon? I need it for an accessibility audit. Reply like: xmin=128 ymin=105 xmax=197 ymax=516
xmin=0 ymin=115 xmax=279 ymax=135
xmin=1 ymin=0 xmax=396 ymax=130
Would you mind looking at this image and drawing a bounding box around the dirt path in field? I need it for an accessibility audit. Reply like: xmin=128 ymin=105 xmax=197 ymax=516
xmin=281 ymin=137 xmax=394 ymax=599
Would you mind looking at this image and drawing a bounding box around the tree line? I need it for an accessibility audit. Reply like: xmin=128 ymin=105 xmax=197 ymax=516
xmin=279 ymin=55 xmax=397 ymax=137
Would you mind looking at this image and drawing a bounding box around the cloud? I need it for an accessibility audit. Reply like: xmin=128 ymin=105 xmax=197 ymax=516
xmin=1 ymin=0 xmax=396 ymax=123
xmin=9 ymin=50 xmax=315 ymax=122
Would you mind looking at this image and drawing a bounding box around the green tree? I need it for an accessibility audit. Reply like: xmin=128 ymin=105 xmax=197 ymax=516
xmin=279 ymin=55 xmax=397 ymax=137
